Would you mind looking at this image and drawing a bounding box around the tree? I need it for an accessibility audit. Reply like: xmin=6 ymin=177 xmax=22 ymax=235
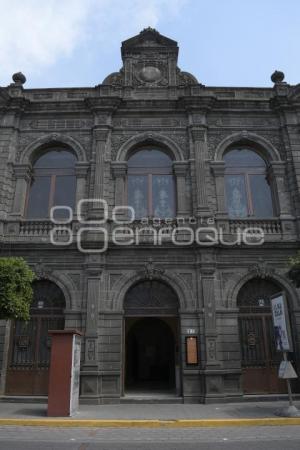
xmin=287 ymin=251 xmax=300 ymax=288
xmin=0 ymin=257 xmax=36 ymax=321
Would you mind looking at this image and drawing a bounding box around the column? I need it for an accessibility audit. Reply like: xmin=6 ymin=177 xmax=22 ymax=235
xmin=201 ymin=267 xmax=219 ymax=367
xmin=75 ymin=162 xmax=89 ymax=215
xmin=111 ymin=162 xmax=127 ymax=207
xmin=270 ymin=161 xmax=296 ymax=239
xmin=90 ymin=129 xmax=109 ymax=218
xmin=173 ymin=161 xmax=189 ymax=217
xmin=11 ymin=163 xmax=31 ymax=217
xmin=191 ymin=128 xmax=210 ymax=217
xmin=270 ymin=161 xmax=293 ymax=218
xmin=210 ymin=161 xmax=227 ymax=218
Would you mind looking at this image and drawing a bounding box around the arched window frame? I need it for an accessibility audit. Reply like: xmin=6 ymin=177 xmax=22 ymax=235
xmin=24 ymin=148 xmax=77 ymax=219
xmin=223 ymin=147 xmax=278 ymax=219
xmin=11 ymin=146 xmax=91 ymax=220
xmin=126 ymin=146 xmax=177 ymax=219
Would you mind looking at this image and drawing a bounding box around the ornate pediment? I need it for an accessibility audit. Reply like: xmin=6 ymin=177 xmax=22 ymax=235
xmin=121 ymin=27 xmax=178 ymax=55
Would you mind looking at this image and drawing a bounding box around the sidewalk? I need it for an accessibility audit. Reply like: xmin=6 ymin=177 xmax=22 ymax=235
xmin=0 ymin=400 xmax=300 ymax=427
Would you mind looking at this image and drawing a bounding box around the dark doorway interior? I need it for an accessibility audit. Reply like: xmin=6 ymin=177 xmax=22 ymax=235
xmin=125 ymin=317 xmax=176 ymax=392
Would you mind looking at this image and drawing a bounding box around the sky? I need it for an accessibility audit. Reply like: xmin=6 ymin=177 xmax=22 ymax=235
xmin=0 ymin=0 xmax=299 ymax=89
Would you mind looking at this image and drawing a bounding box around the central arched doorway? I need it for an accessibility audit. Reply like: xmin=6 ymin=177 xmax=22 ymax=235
xmin=123 ymin=280 xmax=180 ymax=395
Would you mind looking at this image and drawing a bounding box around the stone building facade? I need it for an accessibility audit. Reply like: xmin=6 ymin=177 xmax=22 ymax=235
xmin=0 ymin=28 xmax=300 ymax=403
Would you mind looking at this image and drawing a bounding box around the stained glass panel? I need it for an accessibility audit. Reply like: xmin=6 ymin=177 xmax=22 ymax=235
xmin=225 ymin=175 xmax=248 ymax=218
xmin=128 ymin=175 xmax=148 ymax=219
xmin=152 ymin=175 xmax=175 ymax=218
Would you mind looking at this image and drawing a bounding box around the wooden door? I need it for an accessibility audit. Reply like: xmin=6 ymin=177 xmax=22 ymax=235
xmin=6 ymin=315 xmax=64 ymax=395
xmin=5 ymin=280 xmax=65 ymax=396
xmin=239 ymin=313 xmax=287 ymax=394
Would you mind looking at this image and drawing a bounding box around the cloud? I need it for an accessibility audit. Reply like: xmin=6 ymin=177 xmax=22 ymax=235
xmin=0 ymin=0 xmax=187 ymax=85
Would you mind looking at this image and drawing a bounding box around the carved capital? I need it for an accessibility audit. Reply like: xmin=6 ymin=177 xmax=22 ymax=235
xmin=93 ymin=128 xmax=109 ymax=141
xmin=270 ymin=161 xmax=286 ymax=178
xmin=75 ymin=162 xmax=90 ymax=178
xmin=111 ymin=161 xmax=127 ymax=177
xmin=191 ymin=127 xmax=206 ymax=141
xmin=210 ymin=161 xmax=225 ymax=176
xmin=201 ymin=267 xmax=215 ymax=277
xmin=13 ymin=163 xmax=32 ymax=181
xmin=173 ymin=161 xmax=189 ymax=177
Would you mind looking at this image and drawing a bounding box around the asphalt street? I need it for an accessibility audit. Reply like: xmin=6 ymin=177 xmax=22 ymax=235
xmin=0 ymin=426 xmax=300 ymax=449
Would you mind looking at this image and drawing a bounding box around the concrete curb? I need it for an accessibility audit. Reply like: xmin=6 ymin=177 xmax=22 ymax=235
xmin=0 ymin=418 xmax=300 ymax=427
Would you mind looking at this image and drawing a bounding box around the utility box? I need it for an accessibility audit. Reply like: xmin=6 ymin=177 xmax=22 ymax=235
xmin=47 ymin=330 xmax=83 ymax=417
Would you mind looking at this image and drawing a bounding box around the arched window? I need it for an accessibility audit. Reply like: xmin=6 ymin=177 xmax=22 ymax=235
xmin=26 ymin=148 xmax=77 ymax=219
xmin=127 ymin=148 xmax=175 ymax=219
xmin=224 ymin=148 xmax=274 ymax=218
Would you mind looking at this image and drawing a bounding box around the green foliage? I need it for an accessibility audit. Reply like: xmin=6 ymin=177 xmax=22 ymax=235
xmin=0 ymin=257 xmax=36 ymax=321
xmin=288 ymin=251 xmax=300 ymax=269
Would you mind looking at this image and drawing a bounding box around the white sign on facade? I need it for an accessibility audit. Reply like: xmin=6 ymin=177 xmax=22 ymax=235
xmin=70 ymin=334 xmax=81 ymax=416
xmin=271 ymin=293 xmax=293 ymax=352
xmin=278 ymin=360 xmax=298 ymax=379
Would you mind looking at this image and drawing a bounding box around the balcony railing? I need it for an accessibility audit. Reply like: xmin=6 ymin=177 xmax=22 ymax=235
xmin=228 ymin=218 xmax=282 ymax=235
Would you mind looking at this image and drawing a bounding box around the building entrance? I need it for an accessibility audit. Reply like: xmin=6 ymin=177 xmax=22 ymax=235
xmin=123 ymin=280 xmax=180 ymax=395
xmin=125 ymin=317 xmax=176 ymax=392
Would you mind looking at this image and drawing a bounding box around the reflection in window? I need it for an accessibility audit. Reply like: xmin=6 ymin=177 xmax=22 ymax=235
xmin=127 ymin=148 xmax=175 ymax=219
xmin=224 ymin=148 xmax=274 ymax=218
xmin=26 ymin=148 xmax=77 ymax=219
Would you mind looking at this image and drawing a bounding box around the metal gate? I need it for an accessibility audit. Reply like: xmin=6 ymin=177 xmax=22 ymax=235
xmin=238 ymin=277 xmax=288 ymax=394
xmin=5 ymin=280 xmax=65 ymax=396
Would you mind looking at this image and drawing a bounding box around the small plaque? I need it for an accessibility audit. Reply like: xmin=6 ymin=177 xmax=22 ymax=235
xmin=186 ymin=336 xmax=198 ymax=365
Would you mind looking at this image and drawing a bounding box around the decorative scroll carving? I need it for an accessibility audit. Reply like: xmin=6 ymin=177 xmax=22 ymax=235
xmin=138 ymin=257 xmax=165 ymax=280
xmin=249 ymin=258 xmax=275 ymax=279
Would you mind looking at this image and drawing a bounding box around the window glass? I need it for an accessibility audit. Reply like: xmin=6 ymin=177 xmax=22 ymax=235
xmin=127 ymin=148 xmax=175 ymax=218
xmin=53 ymin=176 xmax=76 ymax=219
xmin=26 ymin=176 xmax=51 ymax=218
xmin=128 ymin=175 xmax=148 ymax=219
xmin=153 ymin=175 xmax=175 ymax=218
xmin=225 ymin=175 xmax=248 ymax=218
xmin=224 ymin=148 xmax=274 ymax=218
xmin=128 ymin=149 xmax=172 ymax=168
xmin=34 ymin=149 xmax=76 ymax=168
xmin=26 ymin=149 xmax=76 ymax=219
xmin=249 ymin=174 xmax=273 ymax=217
xmin=224 ymin=148 xmax=265 ymax=167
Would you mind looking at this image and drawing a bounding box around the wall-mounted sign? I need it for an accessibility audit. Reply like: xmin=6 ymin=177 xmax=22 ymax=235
xmin=186 ymin=336 xmax=198 ymax=365
xmin=278 ymin=360 xmax=298 ymax=379
xmin=186 ymin=328 xmax=196 ymax=335
xmin=271 ymin=292 xmax=293 ymax=352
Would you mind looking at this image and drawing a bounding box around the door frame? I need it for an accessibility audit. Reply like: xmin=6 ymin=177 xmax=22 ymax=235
xmin=122 ymin=314 xmax=181 ymax=396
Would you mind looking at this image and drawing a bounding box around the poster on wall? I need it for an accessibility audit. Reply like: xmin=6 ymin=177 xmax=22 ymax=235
xmin=70 ymin=334 xmax=81 ymax=415
xmin=185 ymin=336 xmax=198 ymax=365
xmin=271 ymin=292 xmax=293 ymax=352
